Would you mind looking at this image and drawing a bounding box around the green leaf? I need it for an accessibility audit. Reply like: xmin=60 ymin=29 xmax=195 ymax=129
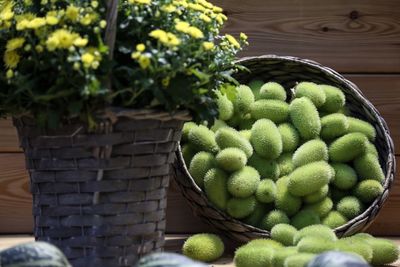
xmin=219 ymin=83 xmax=238 ymax=102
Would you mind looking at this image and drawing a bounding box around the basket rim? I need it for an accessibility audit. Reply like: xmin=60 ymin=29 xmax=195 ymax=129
xmin=175 ymin=54 xmax=396 ymax=238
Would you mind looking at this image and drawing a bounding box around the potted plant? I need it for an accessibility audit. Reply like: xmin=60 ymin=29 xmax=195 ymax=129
xmin=0 ymin=0 xmax=247 ymax=266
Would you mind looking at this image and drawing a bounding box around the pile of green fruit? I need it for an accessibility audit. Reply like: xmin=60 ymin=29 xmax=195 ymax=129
xmin=181 ymin=227 xmax=399 ymax=266
xmin=180 ymin=80 xmax=385 ymax=231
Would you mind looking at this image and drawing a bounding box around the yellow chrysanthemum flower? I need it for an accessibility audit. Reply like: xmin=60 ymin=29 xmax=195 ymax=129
xmin=6 ymin=69 xmax=14 ymax=79
xmin=188 ymin=3 xmax=207 ymax=12
xmin=6 ymin=38 xmax=25 ymax=51
xmin=202 ymin=41 xmax=214 ymax=50
xmin=212 ymin=6 xmax=223 ymax=13
xmin=134 ymin=0 xmax=151 ymax=4
xmin=149 ymin=29 xmax=181 ymax=47
xmin=81 ymin=52 xmax=95 ymax=68
xmin=46 ymin=15 xmax=59 ymax=25
xmin=3 ymin=51 xmax=20 ymax=69
xmin=138 ymin=55 xmax=151 ymax=69
xmin=46 ymin=29 xmax=78 ymax=51
xmin=173 ymin=0 xmax=188 ymax=7
xmin=136 ymin=43 xmax=146 ymax=52
xmin=74 ymin=37 xmax=89 ymax=47
xmin=199 ymin=13 xmax=211 ymax=23
xmin=91 ymin=1 xmax=99 ymax=8
xmin=27 ymin=17 xmax=46 ymax=29
xmin=175 ymin=21 xmax=190 ymax=33
xmin=131 ymin=51 xmax=140 ymax=59
xmin=240 ymin=32 xmax=248 ymax=41
xmin=0 ymin=1 xmax=14 ymax=21
xmin=99 ymin=20 xmax=107 ymax=28
xmin=197 ymin=0 xmax=213 ymax=9
xmin=16 ymin=19 xmax=29 ymax=30
xmin=66 ymin=5 xmax=79 ymax=21
xmin=162 ymin=4 xmax=176 ymax=13
xmin=225 ymin=34 xmax=240 ymax=48
xmin=187 ymin=26 xmax=204 ymax=39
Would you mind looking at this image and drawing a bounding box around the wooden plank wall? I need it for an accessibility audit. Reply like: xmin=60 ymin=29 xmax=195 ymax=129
xmin=0 ymin=0 xmax=399 ymax=235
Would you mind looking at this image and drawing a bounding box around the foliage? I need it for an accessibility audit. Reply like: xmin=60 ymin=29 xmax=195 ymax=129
xmin=0 ymin=0 xmax=247 ymax=127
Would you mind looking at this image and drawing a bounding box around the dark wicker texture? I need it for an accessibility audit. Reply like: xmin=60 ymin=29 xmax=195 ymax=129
xmin=172 ymin=55 xmax=396 ymax=243
xmin=14 ymin=109 xmax=189 ymax=267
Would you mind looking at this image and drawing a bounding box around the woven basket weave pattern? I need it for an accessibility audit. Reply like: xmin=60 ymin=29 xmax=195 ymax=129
xmin=173 ymin=55 xmax=396 ymax=243
xmin=14 ymin=110 xmax=188 ymax=267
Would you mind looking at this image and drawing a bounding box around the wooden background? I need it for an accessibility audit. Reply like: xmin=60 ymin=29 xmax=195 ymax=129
xmin=0 ymin=0 xmax=399 ymax=235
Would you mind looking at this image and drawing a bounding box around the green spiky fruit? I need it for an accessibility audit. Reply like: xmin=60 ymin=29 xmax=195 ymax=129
xmin=277 ymin=153 xmax=295 ymax=176
xmin=250 ymin=119 xmax=283 ymax=160
xmin=188 ymin=125 xmax=219 ymax=153
xmin=182 ymin=233 xmax=224 ymax=262
xmin=245 ymin=239 xmax=283 ymax=250
xmin=215 ymin=127 xmax=253 ymax=158
xmin=260 ymin=210 xmax=290 ymax=231
xmin=271 ymin=224 xmax=298 ymax=246
xmin=337 ymin=196 xmax=364 ymax=219
xmin=291 ymin=210 xmax=320 ymax=229
xmin=322 ymin=211 xmax=348 ymax=229
xmin=297 ymin=237 xmax=335 ymax=254
xmin=328 ymin=133 xmax=368 ymax=162
xmin=284 ymin=253 xmax=316 ymax=267
xmin=216 ymin=91 xmax=234 ymax=121
xmin=289 ymin=97 xmax=321 ymax=140
xmin=182 ymin=144 xmax=197 ymax=166
xmin=287 ymin=161 xmax=332 ymax=197
xmin=243 ymin=202 xmax=269 ymax=227
xmin=227 ymin=166 xmax=260 ymax=198
xmin=306 ymin=197 xmax=333 ymax=218
xmin=189 ymin=152 xmax=216 ymax=188
xmin=272 ymin=247 xmax=298 ymax=267
xmin=248 ymin=79 xmax=264 ymax=100
xmin=347 ymin=117 xmax=376 ymax=141
xmin=239 ymin=115 xmax=255 ymax=130
xmin=275 ymin=176 xmax=302 ymax=216
xmin=295 ymin=81 xmax=326 ymax=108
xmin=234 ymin=85 xmax=255 ymax=114
xmin=293 ymin=225 xmax=337 ymax=245
xmin=234 ymin=245 xmax=274 ymax=267
xmin=331 ymin=163 xmax=358 ymax=190
xmin=319 ymin=84 xmax=346 ymax=113
xmin=255 ymin=179 xmax=277 ymax=204
xmin=251 ymin=100 xmax=289 ymax=124
xmin=182 ymin=122 xmax=198 ymax=142
xmin=366 ymin=142 xmax=378 ymax=157
xmin=204 ymin=168 xmax=229 ymax=211
xmin=354 ymin=153 xmax=384 ymax=182
xmin=210 ymin=119 xmax=228 ymax=133
xmin=364 ymin=238 xmax=399 ymax=266
xmin=320 ymin=113 xmax=349 ymax=140
xmin=259 ymin=82 xmax=287 ymax=101
xmin=216 ymin=148 xmax=248 ymax=172
xmin=239 ymin=129 xmax=252 ymax=140
xmin=292 ymin=139 xmax=328 ymax=167
xmin=354 ymin=179 xmax=384 ymax=203
xmin=248 ymin=153 xmax=280 ymax=180
xmin=278 ymin=123 xmax=300 ymax=153
xmin=304 ymin=185 xmax=329 ymax=204
xmin=335 ymin=238 xmax=373 ymax=263
xmin=227 ymin=196 xmax=256 ymax=219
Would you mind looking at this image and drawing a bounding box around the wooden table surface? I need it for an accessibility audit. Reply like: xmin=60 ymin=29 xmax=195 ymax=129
xmin=0 ymin=235 xmax=399 ymax=267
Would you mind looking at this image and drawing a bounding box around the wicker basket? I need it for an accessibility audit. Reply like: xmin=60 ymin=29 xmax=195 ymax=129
xmin=14 ymin=109 xmax=189 ymax=267
xmin=172 ymin=55 xmax=396 ymax=243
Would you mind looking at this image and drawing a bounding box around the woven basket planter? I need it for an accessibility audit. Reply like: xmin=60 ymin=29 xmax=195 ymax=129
xmin=172 ymin=55 xmax=396 ymax=243
xmin=14 ymin=109 xmax=189 ymax=267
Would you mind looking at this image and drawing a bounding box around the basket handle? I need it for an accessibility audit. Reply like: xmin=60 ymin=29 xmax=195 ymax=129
xmin=104 ymin=0 xmax=119 ymax=92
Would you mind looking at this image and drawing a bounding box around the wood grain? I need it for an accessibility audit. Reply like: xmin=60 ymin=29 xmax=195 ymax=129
xmin=1 ymin=75 xmax=399 ymax=154
xmin=215 ymin=0 xmax=400 ymax=73
xmin=0 ymin=153 xmax=399 ymax=235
